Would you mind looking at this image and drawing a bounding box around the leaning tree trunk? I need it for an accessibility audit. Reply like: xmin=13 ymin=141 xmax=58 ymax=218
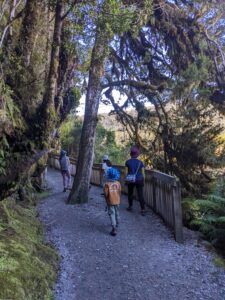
xmin=67 ymin=24 xmax=109 ymax=204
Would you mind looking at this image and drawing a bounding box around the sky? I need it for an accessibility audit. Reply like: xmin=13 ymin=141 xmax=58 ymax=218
xmin=76 ymin=90 xmax=127 ymax=115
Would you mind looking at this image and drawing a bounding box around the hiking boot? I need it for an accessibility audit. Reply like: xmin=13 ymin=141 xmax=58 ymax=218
xmin=110 ymin=227 xmax=117 ymax=236
xmin=126 ymin=206 xmax=133 ymax=212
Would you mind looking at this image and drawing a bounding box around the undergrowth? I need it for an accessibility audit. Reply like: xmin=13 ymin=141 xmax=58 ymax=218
xmin=0 ymin=198 xmax=59 ymax=300
xmin=182 ymin=176 xmax=225 ymax=255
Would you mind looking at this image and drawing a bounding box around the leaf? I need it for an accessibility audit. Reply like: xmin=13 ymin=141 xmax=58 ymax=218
xmin=216 ymin=216 xmax=225 ymax=224
xmin=195 ymin=199 xmax=221 ymax=212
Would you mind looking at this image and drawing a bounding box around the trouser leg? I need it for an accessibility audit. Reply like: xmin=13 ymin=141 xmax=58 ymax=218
xmin=136 ymin=184 xmax=145 ymax=210
xmin=61 ymin=171 xmax=66 ymax=188
xmin=115 ymin=205 xmax=119 ymax=225
xmin=128 ymin=184 xmax=135 ymax=207
xmin=108 ymin=205 xmax=116 ymax=227
xmin=65 ymin=170 xmax=71 ymax=188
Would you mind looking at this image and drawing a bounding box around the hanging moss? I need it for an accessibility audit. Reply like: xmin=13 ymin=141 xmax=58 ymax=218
xmin=0 ymin=199 xmax=59 ymax=300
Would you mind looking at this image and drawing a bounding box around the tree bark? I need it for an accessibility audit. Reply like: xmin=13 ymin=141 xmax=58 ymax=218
xmin=38 ymin=0 xmax=64 ymax=143
xmin=44 ymin=0 xmax=64 ymax=109
xmin=67 ymin=24 xmax=109 ymax=204
xmin=18 ymin=0 xmax=43 ymax=67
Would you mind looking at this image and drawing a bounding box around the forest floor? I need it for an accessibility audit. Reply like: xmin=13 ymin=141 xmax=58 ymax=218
xmin=38 ymin=168 xmax=225 ymax=300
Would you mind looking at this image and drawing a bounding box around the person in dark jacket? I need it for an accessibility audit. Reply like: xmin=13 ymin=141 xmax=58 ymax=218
xmin=125 ymin=146 xmax=146 ymax=215
xmin=59 ymin=150 xmax=71 ymax=192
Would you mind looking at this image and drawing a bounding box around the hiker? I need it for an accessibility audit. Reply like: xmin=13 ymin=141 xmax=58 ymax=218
xmin=125 ymin=146 xmax=146 ymax=216
xmin=59 ymin=150 xmax=71 ymax=192
xmin=101 ymin=154 xmax=112 ymax=187
xmin=103 ymin=167 xmax=121 ymax=236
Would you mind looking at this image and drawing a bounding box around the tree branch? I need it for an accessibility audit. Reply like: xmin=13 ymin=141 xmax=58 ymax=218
xmin=102 ymin=79 xmax=162 ymax=91
xmin=0 ymin=0 xmax=24 ymax=48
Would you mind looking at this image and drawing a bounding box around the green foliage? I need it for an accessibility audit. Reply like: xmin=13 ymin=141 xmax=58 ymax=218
xmin=182 ymin=197 xmax=200 ymax=227
xmin=98 ymin=0 xmax=154 ymax=38
xmin=60 ymin=115 xmax=129 ymax=164
xmin=0 ymin=80 xmax=25 ymax=130
xmin=0 ymin=149 xmax=6 ymax=175
xmin=60 ymin=116 xmax=82 ymax=155
xmin=194 ymin=200 xmax=222 ymax=213
xmin=182 ymin=177 xmax=225 ymax=251
xmin=0 ymin=135 xmax=10 ymax=176
xmin=69 ymin=87 xmax=81 ymax=109
xmin=94 ymin=123 xmax=129 ymax=164
xmin=0 ymin=199 xmax=59 ymax=300
xmin=156 ymin=98 xmax=225 ymax=196
xmin=214 ymin=257 xmax=225 ymax=269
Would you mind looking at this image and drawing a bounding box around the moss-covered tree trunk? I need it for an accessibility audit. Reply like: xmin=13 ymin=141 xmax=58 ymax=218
xmin=67 ymin=24 xmax=109 ymax=204
xmin=0 ymin=0 xmax=46 ymax=199
xmin=0 ymin=0 xmax=67 ymax=199
xmin=38 ymin=0 xmax=64 ymax=141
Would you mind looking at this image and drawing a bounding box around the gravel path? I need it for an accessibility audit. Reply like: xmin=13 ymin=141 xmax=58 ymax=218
xmin=38 ymin=168 xmax=225 ymax=300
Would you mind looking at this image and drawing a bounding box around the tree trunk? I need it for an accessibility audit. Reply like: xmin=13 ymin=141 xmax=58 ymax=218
xmin=18 ymin=0 xmax=43 ymax=67
xmin=44 ymin=0 xmax=64 ymax=109
xmin=37 ymin=0 xmax=64 ymax=143
xmin=67 ymin=24 xmax=109 ymax=204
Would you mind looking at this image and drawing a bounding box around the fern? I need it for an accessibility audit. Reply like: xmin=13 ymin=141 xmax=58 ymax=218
xmin=194 ymin=199 xmax=221 ymax=212
xmin=184 ymin=184 xmax=225 ymax=249
xmin=190 ymin=219 xmax=203 ymax=227
xmin=216 ymin=216 xmax=225 ymax=225
xmin=207 ymin=195 xmax=225 ymax=206
xmin=0 ymin=79 xmax=24 ymax=129
xmin=204 ymin=215 xmax=219 ymax=224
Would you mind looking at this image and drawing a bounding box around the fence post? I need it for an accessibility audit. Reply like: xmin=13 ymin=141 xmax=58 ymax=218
xmin=172 ymin=181 xmax=183 ymax=243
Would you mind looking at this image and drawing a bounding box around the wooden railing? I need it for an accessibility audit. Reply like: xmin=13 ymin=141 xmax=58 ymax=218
xmin=48 ymin=153 xmax=183 ymax=242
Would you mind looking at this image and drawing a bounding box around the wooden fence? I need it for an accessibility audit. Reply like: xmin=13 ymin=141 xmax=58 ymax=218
xmin=48 ymin=154 xmax=183 ymax=242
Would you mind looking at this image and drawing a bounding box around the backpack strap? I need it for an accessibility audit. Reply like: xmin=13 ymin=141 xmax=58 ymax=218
xmin=135 ymin=161 xmax=142 ymax=176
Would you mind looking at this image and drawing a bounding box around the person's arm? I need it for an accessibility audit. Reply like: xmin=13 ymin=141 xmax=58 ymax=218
xmin=125 ymin=161 xmax=128 ymax=176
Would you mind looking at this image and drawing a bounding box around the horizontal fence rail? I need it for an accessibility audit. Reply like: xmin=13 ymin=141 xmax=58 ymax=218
xmin=48 ymin=153 xmax=183 ymax=242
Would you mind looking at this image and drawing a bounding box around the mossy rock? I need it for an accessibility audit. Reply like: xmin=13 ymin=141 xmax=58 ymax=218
xmin=0 ymin=199 xmax=59 ymax=300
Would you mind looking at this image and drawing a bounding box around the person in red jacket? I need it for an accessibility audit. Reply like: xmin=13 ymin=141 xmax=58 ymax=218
xmin=103 ymin=167 xmax=121 ymax=236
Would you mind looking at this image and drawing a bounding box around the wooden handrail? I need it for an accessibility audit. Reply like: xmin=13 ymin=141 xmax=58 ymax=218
xmin=48 ymin=153 xmax=183 ymax=242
